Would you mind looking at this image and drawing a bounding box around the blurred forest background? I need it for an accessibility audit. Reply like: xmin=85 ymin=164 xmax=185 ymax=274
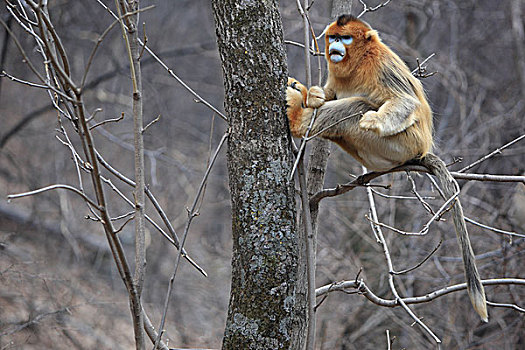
xmin=0 ymin=0 xmax=524 ymax=349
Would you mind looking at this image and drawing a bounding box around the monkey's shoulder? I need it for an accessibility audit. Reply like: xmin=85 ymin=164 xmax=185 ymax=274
xmin=376 ymin=53 xmax=423 ymax=99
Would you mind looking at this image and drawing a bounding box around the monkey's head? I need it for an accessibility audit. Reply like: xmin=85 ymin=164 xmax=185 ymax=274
xmin=324 ymin=15 xmax=380 ymax=78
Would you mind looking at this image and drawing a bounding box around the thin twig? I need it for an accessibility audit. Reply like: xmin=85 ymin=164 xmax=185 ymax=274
xmin=95 ymin=151 xmax=207 ymax=276
xmin=0 ymin=70 xmax=49 ymax=89
xmin=392 ymin=240 xmax=443 ymax=275
xmin=411 ymin=53 xmax=436 ymax=75
xmin=89 ymin=112 xmax=125 ymax=130
xmin=153 ymin=132 xmax=228 ymax=349
xmin=289 ymin=109 xmax=318 ymax=180
xmin=95 ymin=0 xmax=227 ymax=122
xmin=486 ymin=300 xmax=525 ymax=313
xmin=364 ymin=190 xmax=458 ymax=236
xmin=0 ymin=17 xmax=75 ymax=102
xmin=114 ymin=215 xmax=135 ymax=234
xmin=305 ymin=112 xmax=363 ymax=141
xmin=357 ymin=0 xmax=392 ymax=18
xmin=142 ymin=114 xmax=160 ymax=133
xmin=411 ymin=54 xmax=437 ymax=78
xmin=370 ymin=188 xmax=435 ymax=200
xmin=7 ymin=184 xmax=99 ymax=208
xmin=284 ymin=40 xmax=323 ymax=56
xmin=363 ymin=168 xmax=381 ymax=243
xmin=406 ymin=171 xmax=436 ymax=215
xmin=465 ymin=217 xmax=525 ymax=238
xmin=457 ymin=134 xmax=525 ymax=173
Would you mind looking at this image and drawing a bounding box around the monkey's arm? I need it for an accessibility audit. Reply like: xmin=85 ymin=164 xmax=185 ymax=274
xmin=287 ymin=84 xmax=376 ymax=138
xmin=359 ymin=94 xmax=420 ymax=136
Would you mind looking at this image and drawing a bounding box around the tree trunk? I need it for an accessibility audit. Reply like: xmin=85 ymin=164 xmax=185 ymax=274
xmin=211 ymin=1 xmax=306 ymax=349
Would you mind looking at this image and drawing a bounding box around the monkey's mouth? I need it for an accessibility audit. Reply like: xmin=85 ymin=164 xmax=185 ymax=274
xmin=328 ymin=42 xmax=346 ymax=63
xmin=329 ymin=50 xmax=344 ymax=59
xmin=329 ymin=50 xmax=345 ymax=63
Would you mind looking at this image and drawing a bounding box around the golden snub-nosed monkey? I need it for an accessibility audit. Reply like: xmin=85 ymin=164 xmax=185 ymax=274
xmin=287 ymin=14 xmax=432 ymax=172
xmin=286 ymin=14 xmax=488 ymax=322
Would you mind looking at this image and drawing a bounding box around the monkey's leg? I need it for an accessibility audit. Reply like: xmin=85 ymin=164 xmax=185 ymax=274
xmin=359 ymin=95 xmax=420 ymax=136
xmin=307 ymin=97 xmax=377 ymax=138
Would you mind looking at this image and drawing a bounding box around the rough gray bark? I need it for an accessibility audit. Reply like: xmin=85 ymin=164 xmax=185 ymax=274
xmin=211 ymin=1 xmax=306 ymax=349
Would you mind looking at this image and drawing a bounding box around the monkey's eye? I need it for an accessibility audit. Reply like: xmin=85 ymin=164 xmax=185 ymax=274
xmin=341 ymin=36 xmax=353 ymax=45
xmin=328 ymin=35 xmax=353 ymax=45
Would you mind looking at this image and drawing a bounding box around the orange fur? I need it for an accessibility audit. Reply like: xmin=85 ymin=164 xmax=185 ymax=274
xmin=286 ymin=15 xmax=433 ymax=171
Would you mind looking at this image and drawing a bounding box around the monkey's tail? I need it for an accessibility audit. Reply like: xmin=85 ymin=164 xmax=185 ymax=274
xmin=422 ymin=153 xmax=488 ymax=322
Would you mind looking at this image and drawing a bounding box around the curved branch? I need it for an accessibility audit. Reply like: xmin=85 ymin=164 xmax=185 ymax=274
xmin=316 ymin=278 xmax=525 ymax=308
xmin=310 ymin=163 xmax=525 ymax=206
xmin=7 ymin=184 xmax=99 ymax=208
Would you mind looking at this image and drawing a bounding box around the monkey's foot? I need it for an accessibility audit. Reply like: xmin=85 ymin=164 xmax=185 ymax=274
xmin=286 ymin=78 xmax=308 ymax=137
xmin=306 ymin=86 xmax=325 ymax=108
xmin=286 ymin=82 xmax=305 ymax=111
xmin=359 ymin=111 xmax=384 ymax=134
xmin=287 ymin=78 xmax=307 ymax=104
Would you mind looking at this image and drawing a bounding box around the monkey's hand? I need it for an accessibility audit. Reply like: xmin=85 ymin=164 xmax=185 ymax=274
xmin=306 ymin=86 xmax=325 ymax=108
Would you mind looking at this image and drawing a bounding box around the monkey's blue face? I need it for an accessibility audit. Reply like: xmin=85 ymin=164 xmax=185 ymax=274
xmin=327 ymin=35 xmax=353 ymax=63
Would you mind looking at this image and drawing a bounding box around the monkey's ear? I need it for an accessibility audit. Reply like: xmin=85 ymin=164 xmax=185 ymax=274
xmin=365 ymin=30 xmax=379 ymax=42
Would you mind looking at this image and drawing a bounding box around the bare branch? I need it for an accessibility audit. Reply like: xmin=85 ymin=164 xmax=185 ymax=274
xmin=284 ymin=40 xmax=324 ymax=56
xmin=89 ymin=112 xmax=125 ymax=130
xmin=406 ymin=171 xmax=436 ymax=215
xmin=316 ymin=278 xmax=525 ymax=306
xmin=365 ymin=189 xmax=458 ymax=237
xmin=95 ymin=151 xmax=207 ymax=276
xmin=154 ymin=132 xmax=228 ymax=349
xmin=0 ymin=17 xmax=75 ymax=101
xmin=411 ymin=54 xmax=438 ymax=79
xmin=0 ymin=70 xmax=49 ymax=89
xmin=370 ymin=188 xmax=435 ymax=201
xmin=306 ymin=112 xmax=363 ymax=141
xmin=95 ymin=0 xmax=227 ymax=122
xmin=457 ymin=134 xmax=525 ymax=173
xmin=392 ymin=240 xmax=443 ymax=275
xmin=142 ymin=114 xmax=160 ymax=134
xmin=465 ymin=217 xmax=525 ymax=238
xmin=311 ymin=163 xmax=525 ymax=206
xmin=357 ymin=0 xmax=392 ymax=18
xmin=486 ymin=300 xmax=525 ymax=313
xmin=7 ymin=184 xmax=99 ymax=208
